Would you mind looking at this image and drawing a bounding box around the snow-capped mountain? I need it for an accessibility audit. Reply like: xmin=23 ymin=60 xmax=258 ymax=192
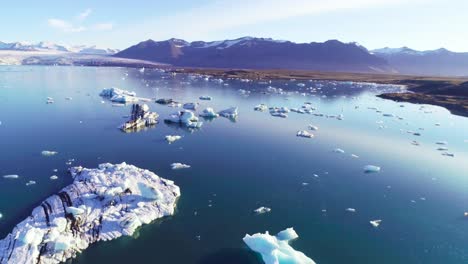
xmin=115 ymin=37 xmax=391 ymax=73
xmin=373 ymin=47 xmax=468 ymax=76
xmin=0 ymin=41 xmax=119 ymax=54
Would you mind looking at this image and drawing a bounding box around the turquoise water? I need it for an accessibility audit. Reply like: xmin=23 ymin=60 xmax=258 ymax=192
xmin=0 ymin=66 xmax=468 ymax=264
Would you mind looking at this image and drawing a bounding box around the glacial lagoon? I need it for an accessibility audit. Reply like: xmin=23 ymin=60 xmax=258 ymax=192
xmin=1 ymin=66 xmax=468 ymax=263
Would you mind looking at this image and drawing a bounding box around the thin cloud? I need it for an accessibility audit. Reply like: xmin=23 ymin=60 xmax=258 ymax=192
xmin=130 ymin=0 xmax=426 ymax=40
xmin=47 ymin=18 xmax=86 ymax=33
xmin=77 ymin=8 xmax=92 ymax=21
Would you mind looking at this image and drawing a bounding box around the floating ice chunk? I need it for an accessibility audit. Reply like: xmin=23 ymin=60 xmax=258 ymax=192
xmin=199 ymin=107 xmax=219 ymax=118
xmin=243 ymin=228 xmax=315 ymax=264
xmin=171 ymin=163 xmax=191 ymax=170
xmin=3 ymin=174 xmax=19 ymax=179
xmin=254 ymin=207 xmax=271 ymax=214
xmin=436 ymin=141 xmax=448 ymax=145
xmin=308 ymin=125 xmax=319 ymax=131
xmin=370 ymin=219 xmax=382 ymax=227
xmin=0 ymin=213 xmax=2 ymax=219
xmin=346 ymin=208 xmax=356 ymax=213
xmin=364 ymin=165 xmax=381 ymax=173
xmin=219 ymin=107 xmax=238 ymax=119
xmin=199 ymin=96 xmax=212 ymax=101
xmin=0 ymin=163 xmax=179 ymax=263
xmin=50 ymin=175 xmax=58 ymax=180
xmin=333 ymin=148 xmax=345 ymax=154
xmin=165 ymin=110 xmax=203 ymax=128
xmin=276 ymin=228 xmax=299 ymax=241
xmin=183 ymin=102 xmax=199 ymax=110
xmin=296 ymin=130 xmax=314 ymax=138
xmin=442 ymin=152 xmax=455 ymax=157
xmin=139 ymin=67 xmax=145 ymax=73
xmin=26 ymin=180 xmax=36 ymax=186
xmin=270 ymin=112 xmax=288 ymax=118
xmin=100 ymin=87 xmax=138 ymax=103
xmin=120 ymin=104 xmax=158 ymax=131
xmin=351 ymin=154 xmax=359 ymax=158
xmin=156 ymin=98 xmax=176 ymax=105
xmin=65 ymin=97 xmax=72 ymax=101
xmin=254 ymin=104 xmax=268 ymax=111
xmin=41 ymin=150 xmax=58 ymax=157
xmin=165 ymin=135 xmax=181 ymax=143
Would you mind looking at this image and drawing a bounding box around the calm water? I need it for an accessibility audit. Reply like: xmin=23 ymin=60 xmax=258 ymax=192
xmin=0 ymin=66 xmax=468 ymax=264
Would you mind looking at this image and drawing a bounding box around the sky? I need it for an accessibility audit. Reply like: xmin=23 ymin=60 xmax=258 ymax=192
xmin=1 ymin=0 xmax=467 ymax=51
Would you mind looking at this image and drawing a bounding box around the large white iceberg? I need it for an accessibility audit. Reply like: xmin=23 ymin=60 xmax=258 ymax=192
xmin=100 ymin=87 xmax=139 ymax=103
xmin=0 ymin=163 xmax=180 ymax=264
xmin=164 ymin=110 xmax=203 ymax=128
xmin=243 ymin=227 xmax=316 ymax=264
xmin=120 ymin=104 xmax=158 ymax=131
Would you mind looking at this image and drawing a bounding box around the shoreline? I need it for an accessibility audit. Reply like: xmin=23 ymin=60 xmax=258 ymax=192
xmin=168 ymin=67 xmax=468 ymax=117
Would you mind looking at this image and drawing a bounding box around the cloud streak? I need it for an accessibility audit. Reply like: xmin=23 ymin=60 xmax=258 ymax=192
xmin=48 ymin=9 xmax=112 ymax=33
xmin=129 ymin=0 xmax=425 ymax=40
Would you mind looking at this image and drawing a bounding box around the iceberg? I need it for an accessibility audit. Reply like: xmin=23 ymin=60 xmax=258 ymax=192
xmin=254 ymin=207 xmax=271 ymax=214
xmin=333 ymin=148 xmax=345 ymax=154
xmin=50 ymin=175 xmax=59 ymax=180
xmin=171 ymin=163 xmax=191 ymax=170
xmin=164 ymin=110 xmax=203 ymax=128
xmin=254 ymin=104 xmax=268 ymax=112
xmin=120 ymin=104 xmax=159 ymax=132
xmin=218 ymin=107 xmax=238 ymax=119
xmin=3 ymin=174 xmax=19 ymax=179
xmin=183 ymin=102 xmax=199 ymax=110
xmin=370 ymin=219 xmax=382 ymax=227
xmin=243 ymin=227 xmax=316 ymax=264
xmin=41 ymin=150 xmax=58 ymax=157
xmin=100 ymin=87 xmax=139 ymax=104
xmin=26 ymin=180 xmax=36 ymax=186
xmin=199 ymin=96 xmax=212 ymax=101
xmin=308 ymin=125 xmax=319 ymax=131
xmin=165 ymin=135 xmax=182 ymax=144
xmin=296 ymin=130 xmax=314 ymax=138
xmin=0 ymin=163 xmax=180 ymax=264
xmin=199 ymin=107 xmax=219 ymax=118
xmin=363 ymin=165 xmax=381 ymax=173
xmin=156 ymin=98 xmax=176 ymax=105
xmin=346 ymin=208 xmax=356 ymax=213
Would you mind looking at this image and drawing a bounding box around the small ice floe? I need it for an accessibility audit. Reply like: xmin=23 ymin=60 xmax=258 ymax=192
xmin=199 ymin=96 xmax=212 ymax=101
xmin=120 ymin=104 xmax=158 ymax=131
xmin=333 ymin=148 xmax=345 ymax=154
xmin=46 ymin=97 xmax=54 ymax=104
xmin=3 ymin=174 xmax=19 ymax=179
xmin=308 ymin=125 xmax=319 ymax=131
xmin=199 ymin=107 xmax=219 ymax=118
xmin=171 ymin=163 xmax=191 ymax=170
xmin=437 ymin=147 xmax=449 ymax=151
xmin=50 ymin=175 xmax=58 ymax=180
xmin=243 ymin=228 xmax=316 ymax=264
xmin=218 ymin=107 xmax=238 ymax=119
xmin=183 ymin=102 xmax=199 ymax=110
xmin=168 ymin=101 xmax=182 ymax=108
xmin=270 ymin=112 xmax=288 ymax=118
xmin=436 ymin=141 xmax=448 ymax=145
xmin=254 ymin=104 xmax=268 ymax=112
xmin=41 ymin=150 xmax=58 ymax=157
xmin=346 ymin=208 xmax=356 ymax=213
xmin=296 ymin=130 xmax=314 ymax=138
xmin=464 ymin=212 xmax=468 ymax=217
xmin=370 ymin=219 xmax=382 ymax=228
xmin=139 ymin=67 xmax=145 ymax=73
xmin=254 ymin=206 xmax=271 ymax=214
xmin=351 ymin=154 xmax=359 ymax=158
xmin=363 ymin=165 xmax=381 ymax=173
xmin=165 ymin=110 xmax=203 ymax=128
xmin=155 ymin=98 xmax=176 ymax=105
xmin=65 ymin=97 xmax=72 ymax=101
xmin=26 ymin=180 xmax=36 ymax=186
xmin=165 ymin=135 xmax=181 ymax=144
xmin=0 ymin=213 xmax=2 ymax=219
xmin=100 ymin=87 xmax=138 ymax=103
xmin=411 ymin=141 xmax=420 ymax=146
xmin=442 ymin=152 xmax=455 ymax=157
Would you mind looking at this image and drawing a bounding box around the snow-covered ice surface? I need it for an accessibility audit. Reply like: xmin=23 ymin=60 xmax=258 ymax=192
xmin=0 ymin=163 xmax=180 ymax=264
xmin=243 ymin=227 xmax=316 ymax=264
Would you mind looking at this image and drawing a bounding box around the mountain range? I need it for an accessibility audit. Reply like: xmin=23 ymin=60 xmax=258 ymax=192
xmin=0 ymin=41 xmax=119 ymax=55
xmin=371 ymin=47 xmax=468 ymax=76
xmin=115 ymin=37 xmax=391 ymax=73
xmin=114 ymin=37 xmax=468 ymax=76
